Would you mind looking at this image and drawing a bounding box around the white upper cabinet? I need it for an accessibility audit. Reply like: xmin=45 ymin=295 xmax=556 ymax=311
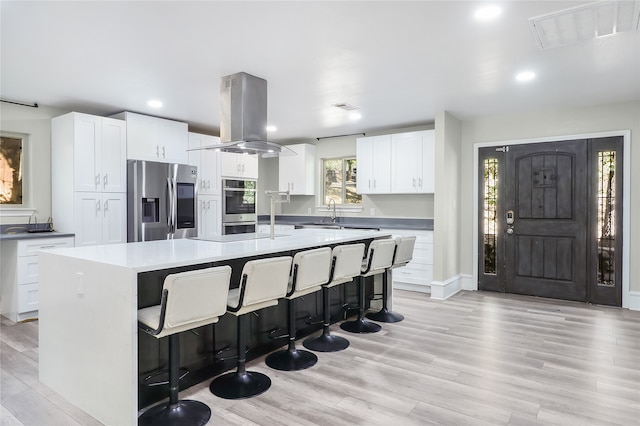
xmin=62 ymin=113 xmax=126 ymax=193
xmin=219 ymin=152 xmax=258 ymax=179
xmin=278 ymin=143 xmax=315 ymax=195
xmin=52 ymin=112 xmax=127 ymax=247
xmin=356 ymin=135 xmax=391 ymax=194
xmin=188 ymin=132 xmax=221 ymax=195
xmin=391 ymin=130 xmax=435 ymax=193
xmin=113 ymin=112 xmax=188 ymax=164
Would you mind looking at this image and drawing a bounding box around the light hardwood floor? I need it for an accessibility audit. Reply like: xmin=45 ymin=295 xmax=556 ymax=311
xmin=2 ymin=290 xmax=639 ymax=425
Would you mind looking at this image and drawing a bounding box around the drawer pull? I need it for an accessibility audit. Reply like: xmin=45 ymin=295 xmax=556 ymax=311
xmin=40 ymin=245 xmax=56 ymax=249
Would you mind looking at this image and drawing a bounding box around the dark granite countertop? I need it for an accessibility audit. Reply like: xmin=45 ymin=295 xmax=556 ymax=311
xmin=257 ymin=215 xmax=433 ymax=230
xmin=0 ymin=224 xmax=75 ymax=241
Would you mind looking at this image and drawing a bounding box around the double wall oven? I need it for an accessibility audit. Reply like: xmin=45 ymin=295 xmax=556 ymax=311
xmin=222 ymin=179 xmax=257 ymax=234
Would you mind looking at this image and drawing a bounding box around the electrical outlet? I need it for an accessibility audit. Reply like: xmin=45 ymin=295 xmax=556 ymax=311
xmin=370 ymin=208 xmax=375 ymax=216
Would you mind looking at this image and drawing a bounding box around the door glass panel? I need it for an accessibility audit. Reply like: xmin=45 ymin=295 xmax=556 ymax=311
xmin=483 ymin=158 xmax=498 ymax=274
xmin=597 ymin=150 xmax=616 ymax=287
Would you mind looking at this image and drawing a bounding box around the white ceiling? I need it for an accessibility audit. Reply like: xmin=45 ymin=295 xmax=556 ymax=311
xmin=1 ymin=1 xmax=639 ymax=143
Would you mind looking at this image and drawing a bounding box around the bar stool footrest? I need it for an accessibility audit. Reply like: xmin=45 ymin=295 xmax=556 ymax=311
xmin=142 ymin=368 xmax=189 ymax=387
xmin=138 ymin=400 xmax=211 ymax=426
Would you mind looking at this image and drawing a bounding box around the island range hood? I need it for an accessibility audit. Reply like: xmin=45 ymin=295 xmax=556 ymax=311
xmin=198 ymin=72 xmax=294 ymax=158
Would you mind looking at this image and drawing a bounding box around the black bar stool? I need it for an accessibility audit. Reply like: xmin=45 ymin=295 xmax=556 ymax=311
xmin=302 ymin=243 xmax=365 ymax=352
xmin=210 ymin=256 xmax=292 ymax=400
xmin=341 ymin=238 xmax=396 ymax=334
xmin=137 ymin=266 xmax=232 ymax=426
xmin=266 ymin=247 xmax=331 ymax=370
xmin=366 ymin=236 xmax=416 ymax=323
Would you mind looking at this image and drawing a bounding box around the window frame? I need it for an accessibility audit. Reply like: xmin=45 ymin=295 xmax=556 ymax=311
xmin=0 ymin=131 xmax=34 ymax=217
xmin=321 ymin=156 xmax=362 ymax=207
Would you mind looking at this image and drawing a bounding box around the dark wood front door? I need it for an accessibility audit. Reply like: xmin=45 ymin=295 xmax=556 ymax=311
xmin=478 ymin=137 xmax=623 ymax=306
xmin=505 ymin=140 xmax=587 ymax=301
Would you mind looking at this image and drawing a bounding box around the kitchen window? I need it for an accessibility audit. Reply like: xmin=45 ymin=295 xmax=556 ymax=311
xmin=322 ymin=157 xmax=362 ymax=205
xmin=0 ymin=133 xmax=25 ymax=205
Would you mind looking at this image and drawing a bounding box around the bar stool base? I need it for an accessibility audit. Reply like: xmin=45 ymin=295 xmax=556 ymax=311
xmin=138 ymin=400 xmax=211 ymax=426
xmin=340 ymin=318 xmax=381 ymax=334
xmin=303 ymin=334 xmax=350 ymax=352
xmin=366 ymin=309 xmax=404 ymax=323
xmin=210 ymin=371 xmax=271 ymax=400
xmin=265 ymin=348 xmax=318 ymax=371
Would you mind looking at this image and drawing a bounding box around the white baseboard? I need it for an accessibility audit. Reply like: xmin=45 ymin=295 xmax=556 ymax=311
xmin=460 ymin=274 xmax=475 ymax=291
xmin=624 ymin=291 xmax=640 ymax=311
xmin=393 ymin=282 xmax=431 ymax=294
xmin=430 ymin=274 xmax=463 ymax=300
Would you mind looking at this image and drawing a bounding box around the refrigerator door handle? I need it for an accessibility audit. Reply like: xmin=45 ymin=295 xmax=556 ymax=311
xmin=167 ymin=177 xmax=175 ymax=234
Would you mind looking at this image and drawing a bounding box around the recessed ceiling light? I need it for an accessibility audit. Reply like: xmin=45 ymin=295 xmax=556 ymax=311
xmin=475 ymin=5 xmax=502 ymax=21
xmin=266 ymin=125 xmax=277 ymax=132
xmin=147 ymin=99 xmax=163 ymax=108
xmin=515 ymin=71 xmax=536 ymax=82
xmin=349 ymin=112 xmax=362 ymax=120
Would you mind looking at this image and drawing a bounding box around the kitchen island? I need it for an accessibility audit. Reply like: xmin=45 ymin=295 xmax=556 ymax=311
xmin=38 ymin=228 xmax=391 ymax=426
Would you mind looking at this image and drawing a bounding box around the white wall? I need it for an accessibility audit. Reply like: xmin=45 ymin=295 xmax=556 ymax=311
xmin=0 ymin=103 xmax=68 ymax=224
xmin=433 ymin=111 xmax=462 ymax=282
xmin=258 ymin=124 xmax=435 ymax=220
xmin=457 ymin=100 xmax=640 ymax=293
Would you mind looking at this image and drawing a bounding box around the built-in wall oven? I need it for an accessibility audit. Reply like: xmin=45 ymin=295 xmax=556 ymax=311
xmin=222 ymin=179 xmax=257 ymax=234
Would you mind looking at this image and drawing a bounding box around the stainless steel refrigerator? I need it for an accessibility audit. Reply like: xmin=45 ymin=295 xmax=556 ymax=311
xmin=127 ymin=160 xmax=198 ymax=242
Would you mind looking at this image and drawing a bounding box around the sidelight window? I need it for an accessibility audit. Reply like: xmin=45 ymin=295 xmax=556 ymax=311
xmin=597 ymin=150 xmax=616 ymax=287
xmin=483 ymin=158 xmax=498 ymax=274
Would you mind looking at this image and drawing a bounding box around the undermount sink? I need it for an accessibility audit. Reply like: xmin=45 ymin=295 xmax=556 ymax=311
xmin=295 ymin=222 xmax=342 ymax=230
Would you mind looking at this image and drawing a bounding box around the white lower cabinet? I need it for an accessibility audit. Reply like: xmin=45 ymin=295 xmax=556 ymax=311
xmin=1 ymin=237 xmax=74 ymax=321
xmin=74 ymin=192 xmax=127 ymax=247
xmin=198 ymin=195 xmax=221 ymax=239
xmin=381 ymin=228 xmax=433 ymax=293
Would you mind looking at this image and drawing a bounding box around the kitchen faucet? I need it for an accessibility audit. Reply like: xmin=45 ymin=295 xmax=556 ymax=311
xmin=329 ymin=199 xmax=336 ymax=223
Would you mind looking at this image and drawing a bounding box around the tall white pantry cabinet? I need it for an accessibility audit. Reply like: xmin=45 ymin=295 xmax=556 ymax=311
xmin=52 ymin=112 xmax=127 ymax=247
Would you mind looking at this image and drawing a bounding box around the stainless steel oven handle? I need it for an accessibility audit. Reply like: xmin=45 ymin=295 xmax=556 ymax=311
xmin=223 ymin=188 xmax=257 ymax=192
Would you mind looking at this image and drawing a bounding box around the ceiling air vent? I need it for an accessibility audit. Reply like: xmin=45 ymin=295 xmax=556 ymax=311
xmin=529 ymin=0 xmax=640 ymax=49
xmin=332 ymin=102 xmax=359 ymax=111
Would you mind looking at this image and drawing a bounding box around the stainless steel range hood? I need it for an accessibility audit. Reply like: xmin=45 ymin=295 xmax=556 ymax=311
xmin=198 ymin=72 xmax=294 ymax=158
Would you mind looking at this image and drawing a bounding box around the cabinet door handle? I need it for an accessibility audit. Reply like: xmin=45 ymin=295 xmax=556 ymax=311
xmin=95 ymin=174 xmax=100 ymax=187
xmin=369 ymin=179 xmax=371 ymax=189
xmin=104 ymin=200 xmax=109 ymax=212
xmin=242 ymin=164 xmax=245 ymax=173
xmin=206 ymin=201 xmax=211 ymax=209
xmin=162 ymin=146 xmax=166 ymax=158
xmin=413 ymin=178 xmax=416 ymax=187
xmin=291 ymin=182 xmax=294 ymax=191
xmin=418 ymin=177 xmax=422 ymax=188
xmin=156 ymin=145 xmax=160 ymax=158
xmin=103 ymin=174 xmax=108 ymax=188
xmin=96 ymin=200 xmax=101 ymax=212
xmin=373 ymin=179 xmax=376 ymax=189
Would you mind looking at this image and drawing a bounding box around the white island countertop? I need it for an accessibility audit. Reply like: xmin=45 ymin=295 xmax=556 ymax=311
xmin=46 ymin=228 xmax=390 ymax=273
